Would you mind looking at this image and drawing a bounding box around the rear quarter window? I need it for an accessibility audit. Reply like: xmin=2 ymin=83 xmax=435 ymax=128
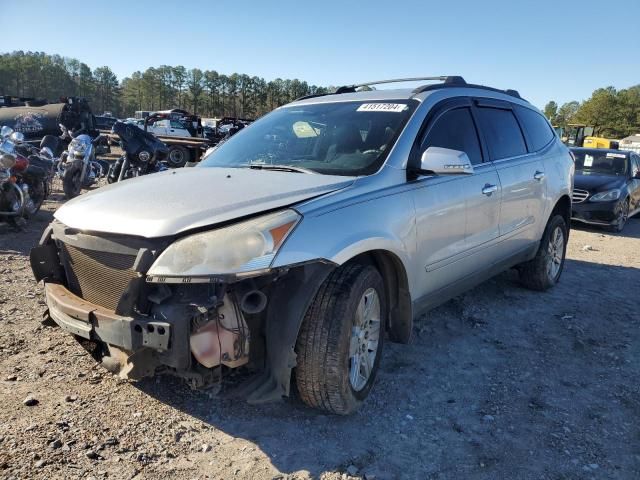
xmin=516 ymin=106 xmax=555 ymax=152
xmin=476 ymin=107 xmax=527 ymax=160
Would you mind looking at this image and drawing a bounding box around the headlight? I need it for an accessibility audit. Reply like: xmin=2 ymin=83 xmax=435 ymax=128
xmin=69 ymin=137 xmax=89 ymax=156
xmin=139 ymin=150 xmax=151 ymax=162
xmin=147 ymin=209 xmax=300 ymax=280
xmin=590 ymin=189 xmax=621 ymax=202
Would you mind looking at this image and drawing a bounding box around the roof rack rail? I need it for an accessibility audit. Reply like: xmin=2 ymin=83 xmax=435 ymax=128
xmin=294 ymin=76 xmax=525 ymax=103
xmin=413 ymin=81 xmax=524 ymax=101
xmin=333 ymin=76 xmax=465 ymax=94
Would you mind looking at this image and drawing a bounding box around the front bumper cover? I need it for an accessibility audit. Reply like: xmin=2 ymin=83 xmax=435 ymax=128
xmin=571 ymin=199 xmax=621 ymax=226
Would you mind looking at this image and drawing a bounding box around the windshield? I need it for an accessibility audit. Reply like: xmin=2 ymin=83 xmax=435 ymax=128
xmin=199 ymin=100 xmax=418 ymax=176
xmin=573 ymin=150 xmax=628 ymax=176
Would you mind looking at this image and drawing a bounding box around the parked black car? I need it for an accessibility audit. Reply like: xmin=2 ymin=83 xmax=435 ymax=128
xmin=570 ymin=147 xmax=640 ymax=232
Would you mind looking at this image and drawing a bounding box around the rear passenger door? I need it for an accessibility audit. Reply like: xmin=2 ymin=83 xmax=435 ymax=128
xmin=411 ymin=99 xmax=502 ymax=298
xmin=475 ymin=100 xmax=546 ymax=256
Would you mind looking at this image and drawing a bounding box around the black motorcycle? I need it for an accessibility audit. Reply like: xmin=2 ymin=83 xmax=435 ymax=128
xmin=107 ymin=121 xmax=169 ymax=183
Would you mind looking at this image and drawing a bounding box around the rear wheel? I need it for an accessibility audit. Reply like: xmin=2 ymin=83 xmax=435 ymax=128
xmin=519 ymin=214 xmax=567 ymax=291
xmin=167 ymin=146 xmax=190 ymax=168
xmin=26 ymin=179 xmax=45 ymax=216
xmin=295 ymin=264 xmax=385 ymax=415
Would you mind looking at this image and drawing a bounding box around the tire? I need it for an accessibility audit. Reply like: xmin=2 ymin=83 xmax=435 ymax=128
xmin=610 ymin=198 xmax=629 ymax=233
xmin=27 ymin=179 xmax=45 ymax=216
xmin=519 ymin=214 xmax=568 ymax=291
xmin=295 ymin=263 xmax=386 ymax=415
xmin=62 ymin=166 xmax=82 ymax=199
xmin=167 ymin=146 xmax=190 ymax=168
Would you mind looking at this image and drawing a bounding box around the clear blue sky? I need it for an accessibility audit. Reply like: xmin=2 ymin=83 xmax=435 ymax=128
xmin=3 ymin=0 xmax=639 ymax=109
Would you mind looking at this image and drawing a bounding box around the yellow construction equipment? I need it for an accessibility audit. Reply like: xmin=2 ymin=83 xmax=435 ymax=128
xmin=554 ymin=124 xmax=619 ymax=149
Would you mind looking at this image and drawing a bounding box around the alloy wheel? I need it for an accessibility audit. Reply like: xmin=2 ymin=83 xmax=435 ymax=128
xmin=546 ymin=226 xmax=564 ymax=281
xmin=349 ymin=288 xmax=381 ymax=391
xmin=615 ymin=201 xmax=629 ymax=232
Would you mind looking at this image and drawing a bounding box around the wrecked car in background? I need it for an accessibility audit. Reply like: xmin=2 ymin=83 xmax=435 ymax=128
xmin=30 ymin=76 xmax=574 ymax=414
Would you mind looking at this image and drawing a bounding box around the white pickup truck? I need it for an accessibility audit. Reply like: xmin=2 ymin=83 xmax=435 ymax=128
xmin=144 ymin=118 xmax=192 ymax=138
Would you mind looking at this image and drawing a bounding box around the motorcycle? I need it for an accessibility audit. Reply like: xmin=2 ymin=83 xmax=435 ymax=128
xmin=0 ymin=127 xmax=47 ymax=224
xmin=59 ymin=125 xmax=106 ymax=199
xmin=107 ymin=121 xmax=169 ymax=183
xmin=10 ymin=129 xmax=60 ymax=200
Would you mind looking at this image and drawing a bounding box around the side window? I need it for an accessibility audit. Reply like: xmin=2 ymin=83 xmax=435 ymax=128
xmin=476 ymin=107 xmax=527 ymax=160
xmin=170 ymin=120 xmax=185 ymax=129
xmin=516 ymin=106 xmax=554 ymax=151
xmin=422 ymin=108 xmax=483 ymax=165
xmin=632 ymin=155 xmax=640 ymax=177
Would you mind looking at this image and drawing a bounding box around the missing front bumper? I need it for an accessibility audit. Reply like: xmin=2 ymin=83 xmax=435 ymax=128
xmin=45 ymin=283 xmax=171 ymax=351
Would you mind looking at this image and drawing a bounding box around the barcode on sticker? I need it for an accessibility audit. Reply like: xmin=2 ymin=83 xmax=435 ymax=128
xmin=357 ymin=103 xmax=407 ymax=113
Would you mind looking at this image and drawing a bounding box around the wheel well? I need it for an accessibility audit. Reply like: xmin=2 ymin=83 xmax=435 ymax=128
xmin=551 ymin=195 xmax=571 ymax=228
xmin=346 ymin=250 xmax=412 ymax=344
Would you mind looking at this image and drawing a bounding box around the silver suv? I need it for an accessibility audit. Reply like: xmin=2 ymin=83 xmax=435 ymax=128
xmin=31 ymin=76 xmax=574 ymax=415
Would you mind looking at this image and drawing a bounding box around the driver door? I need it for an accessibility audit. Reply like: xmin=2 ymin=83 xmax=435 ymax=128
xmin=411 ymin=99 xmax=502 ymax=301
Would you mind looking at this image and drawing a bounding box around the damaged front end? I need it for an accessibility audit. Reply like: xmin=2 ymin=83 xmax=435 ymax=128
xmin=30 ymin=217 xmax=334 ymax=403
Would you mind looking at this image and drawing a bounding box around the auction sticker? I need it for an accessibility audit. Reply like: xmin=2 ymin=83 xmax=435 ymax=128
xmin=357 ymin=103 xmax=407 ymax=113
xmin=584 ymin=154 xmax=594 ymax=167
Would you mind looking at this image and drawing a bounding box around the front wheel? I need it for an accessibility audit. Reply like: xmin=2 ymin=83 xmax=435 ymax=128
xmin=519 ymin=214 xmax=568 ymax=291
xmin=62 ymin=166 xmax=82 ymax=199
xmin=295 ymin=264 xmax=386 ymax=415
xmin=610 ymin=198 xmax=629 ymax=233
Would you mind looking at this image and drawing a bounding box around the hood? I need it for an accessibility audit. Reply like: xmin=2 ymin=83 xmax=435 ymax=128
xmin=55 ymin=167 xmax=354 ymax=237
xmin=574 ymin=173 xmax=625 ymax=193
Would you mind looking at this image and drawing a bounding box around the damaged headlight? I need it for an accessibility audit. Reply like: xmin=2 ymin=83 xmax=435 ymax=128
xmin=147 ymin=209 xmax=300 ymax=280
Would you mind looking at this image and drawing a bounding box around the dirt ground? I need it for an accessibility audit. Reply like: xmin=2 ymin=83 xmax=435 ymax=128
xmin=0 ymin=185 xmax=639 ymax=480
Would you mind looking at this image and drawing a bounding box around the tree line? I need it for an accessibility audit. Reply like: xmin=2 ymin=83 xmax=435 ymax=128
xmin=0 ymin=51 xmax=330 ymax=119
xmin=3 ymin=51 xmax=639 ymax=138
xmin=544 ymin=85 xmax=640 ymax=139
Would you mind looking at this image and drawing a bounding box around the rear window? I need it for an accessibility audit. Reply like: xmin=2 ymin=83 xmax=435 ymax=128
xmin=517 ymin=107 xmax=554 ymax=151
xmin=477 ymin=107 xmax=527 ymax=160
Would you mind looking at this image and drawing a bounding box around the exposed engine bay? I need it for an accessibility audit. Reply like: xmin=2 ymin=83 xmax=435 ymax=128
xmin=30 ymin=220 xmax=334 ymax=402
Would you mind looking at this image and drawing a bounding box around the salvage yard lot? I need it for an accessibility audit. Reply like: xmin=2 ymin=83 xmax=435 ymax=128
xmin=0 ymin=195 xmax=639 ymax=480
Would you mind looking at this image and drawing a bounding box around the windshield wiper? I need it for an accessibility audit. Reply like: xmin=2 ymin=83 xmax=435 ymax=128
xmin=248 ymin=164 xmax=315 ymax=174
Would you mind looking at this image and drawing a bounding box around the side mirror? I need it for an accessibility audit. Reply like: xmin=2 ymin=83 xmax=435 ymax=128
xmin=417 ymin=147 xmax=474 ymax=175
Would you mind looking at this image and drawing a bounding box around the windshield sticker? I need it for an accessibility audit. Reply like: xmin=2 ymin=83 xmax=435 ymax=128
xmin=584 ymin=154 xmax=594 ymax=167
xmin=357 ymin=103 xmax=407 ymax=113
xmin=606 ymin=152 xmax=626 ymax=158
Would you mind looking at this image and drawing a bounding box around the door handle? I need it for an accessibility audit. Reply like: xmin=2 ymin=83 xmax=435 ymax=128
xmin=482 ymin=184 xmax=498 ymax=196
xmin=534 ymin=171 xmax=545 ymax=181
